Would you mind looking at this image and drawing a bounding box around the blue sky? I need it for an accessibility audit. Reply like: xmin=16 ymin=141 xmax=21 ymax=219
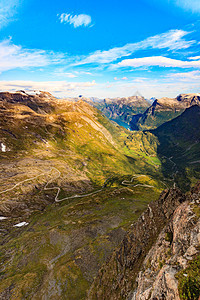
xmin=0 ymin=0 xmax=200 ymax=98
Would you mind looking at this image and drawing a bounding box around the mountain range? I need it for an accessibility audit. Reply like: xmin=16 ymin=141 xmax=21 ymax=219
xmin=84 ymin=92 xmax=200 ymax=131
xmin=94 ymin=95 xmax=149 ymax=129
xmin=130 ymin=93 xmax=200 ymax=130
xmin=0 ymin=90 xmax=199 ymax=300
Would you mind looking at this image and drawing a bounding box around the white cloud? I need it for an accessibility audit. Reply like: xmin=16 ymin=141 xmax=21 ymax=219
xmin=55 ymin=71 xmax=77 ymax=78
xmin=1 ymin=77 xmax=198 ymax=100
xmin=188 ymin=55 xmax=200 ymax=60
xmin=114 ymin=77 xmax=128 ymax=80
xmin=0 ymin=80 xmax=96 ymax=97
xmin=73 ymin=29 xmax=195 ymax=65
xmin=0 ymin=38 xmax=64 ymax=72
xmin=116 ymin=56 xmax=200 ymax=68
xmin=67 ymin=74 xmax=77 ymax=78
xmin=59 ymin=13 xmax=92 ymax=28
xmin=0 ymin=0 xmax=20 ymax=29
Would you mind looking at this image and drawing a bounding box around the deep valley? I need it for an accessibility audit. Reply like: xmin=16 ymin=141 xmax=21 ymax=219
xmin=0 ymin=91 xmax=199 ymax=300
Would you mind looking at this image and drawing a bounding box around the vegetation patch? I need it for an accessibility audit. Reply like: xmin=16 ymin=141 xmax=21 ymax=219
xmin=177 ymin=254 xmax=200 ymax=300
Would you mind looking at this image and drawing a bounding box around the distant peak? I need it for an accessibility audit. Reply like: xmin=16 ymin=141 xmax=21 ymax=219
xmin=133 ymin=90 xmax=143 ymax=97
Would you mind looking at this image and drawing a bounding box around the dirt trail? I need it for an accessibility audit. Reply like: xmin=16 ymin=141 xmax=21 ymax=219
xmin=0 ymin=169 xmax=156 ymax=204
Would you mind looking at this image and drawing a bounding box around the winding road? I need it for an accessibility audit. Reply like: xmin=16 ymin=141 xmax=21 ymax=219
xmin=122 ymin=175 xmax=154 ymax=188
xmin=0 ymin=168 xmax=156 ymax=204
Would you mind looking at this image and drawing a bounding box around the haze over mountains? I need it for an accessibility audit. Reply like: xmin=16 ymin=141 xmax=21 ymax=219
xmin=0 ymin=90 xmax=199 ymax=300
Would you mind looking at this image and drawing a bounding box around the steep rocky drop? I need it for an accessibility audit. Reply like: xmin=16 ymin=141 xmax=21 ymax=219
xmin=88 ymin=183 xmax=200 ymax=300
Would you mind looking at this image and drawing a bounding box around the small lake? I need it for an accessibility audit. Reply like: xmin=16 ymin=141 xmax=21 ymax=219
xmin=112 ymin=119 xmax=131 ymax=130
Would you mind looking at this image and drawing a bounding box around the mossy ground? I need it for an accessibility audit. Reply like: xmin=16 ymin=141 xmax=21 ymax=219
xmin=176 ymin=254 xmax=200 ymax=300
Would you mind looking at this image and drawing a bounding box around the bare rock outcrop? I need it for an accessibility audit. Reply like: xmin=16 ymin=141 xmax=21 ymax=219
xmin=88 ymin=188 xmax=186 ymax=299
xmin=88 ymin=183 xmax=200 ymax=300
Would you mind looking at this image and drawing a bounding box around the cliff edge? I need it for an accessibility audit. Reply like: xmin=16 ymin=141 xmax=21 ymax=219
xmin=88 ymin=183 xmax=200 ymax=300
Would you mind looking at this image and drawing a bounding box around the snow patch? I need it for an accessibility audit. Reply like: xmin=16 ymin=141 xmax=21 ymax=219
xmin=0 ymin=216 xmax=7 ymax=220
xmin=0 ymin=143 xmax=6 ymax=152
xmin=26 ymin=90 xmax=40 ymax=96
xmin=14 ymin=221 xmax=29 ymax=227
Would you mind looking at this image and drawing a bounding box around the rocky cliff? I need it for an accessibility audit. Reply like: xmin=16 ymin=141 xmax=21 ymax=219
xmin=132 ymin=183 xmax=200 ymax=300
xmin=88 ymin=183 xmax=200 ymax=300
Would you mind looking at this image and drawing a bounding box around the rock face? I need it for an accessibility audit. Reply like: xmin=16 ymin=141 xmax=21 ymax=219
xmin=0 ymin=91 xmax=57 ymax=114
xmin=88 ymin=188 xmax=186 ymax=299
xmin=130 ymin=93 xmax=200 ymax=130
xmin=88 ymin=183 xmax=200 ymax=300
xmin=132 ymin=186 xmax=200 ymax=300
xmin=176 ymin=93 xmax=200 ymax=106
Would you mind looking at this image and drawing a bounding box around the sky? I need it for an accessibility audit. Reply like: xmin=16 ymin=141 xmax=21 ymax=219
xmin=0 ymin=0 xmax=200 ymax=98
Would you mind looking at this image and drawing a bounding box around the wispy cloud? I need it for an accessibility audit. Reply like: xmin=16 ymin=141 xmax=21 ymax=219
xmin=167 ymin=70 xmax=200 ymax=80
xmin=0 ymin=0 xmax=20 ymax=29
xmin=91 ymin=75 xmax=200 ymax=99
xmin=59 ymin=13 xmax=92 ymax=28
xmin=54 ymin=68 xmax=92 ymax=78
xmin=175 ymin=0 xmax=200 ymax=13
xmin=0 ymin=80 xmax=96 ymax=97
xmin=73 ymin=29 xmax=195 ymax=65
xmin=116 ymin=56 xmax=200 ymax=68
xmin=114 ymin=77 xmax=128 ymax=81
xmin=0 ymin=38 xmax=64 ymax=72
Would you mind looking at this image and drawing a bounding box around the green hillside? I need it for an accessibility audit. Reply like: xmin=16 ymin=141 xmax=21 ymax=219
xmin=0 ymin=92 xmax=164 ymax=299
xmin=0 ymin=93 xmax=199 ymax=299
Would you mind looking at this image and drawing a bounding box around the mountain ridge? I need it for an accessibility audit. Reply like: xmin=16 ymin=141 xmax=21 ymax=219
xmin=92 ymin=95 xmax=149 ymax=128
xmin=130 ymin=93 xmax=200 ymax=130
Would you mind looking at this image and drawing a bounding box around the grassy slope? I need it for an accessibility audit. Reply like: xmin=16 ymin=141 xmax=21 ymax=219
xmin=1 ymin=98 xmax=199 ymax=299
xmin=0 ymin=185 xmax=160 ymax=300
xmin=0 ymin=99 xmax=162 ymax=188
xmin=0 ymin=96 xmax=165 ymax=299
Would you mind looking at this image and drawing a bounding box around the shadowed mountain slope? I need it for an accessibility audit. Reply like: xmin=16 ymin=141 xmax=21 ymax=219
xmin=151 ymin=105 xmax=200 ymax=191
